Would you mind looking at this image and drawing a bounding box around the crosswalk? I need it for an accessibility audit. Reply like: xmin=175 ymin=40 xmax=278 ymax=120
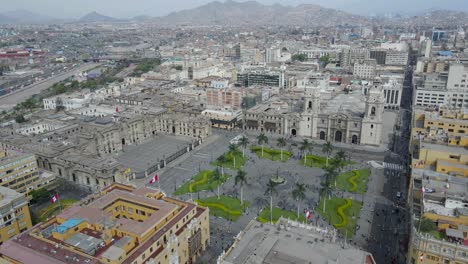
xmin=383 ymin=162 xmax=405 ymax=171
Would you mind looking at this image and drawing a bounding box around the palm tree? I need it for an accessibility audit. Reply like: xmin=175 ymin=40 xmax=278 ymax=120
xmin=333 ymin=150 xmax=346 ymax=171
xmin=292 ymin=183 xmax=306 ymax=219
xmin=322 ymin=141 xmax=333 ymax=167
xmin=238 ymin=136 xmax=249 ymax=157
xmin=216 ymin=155 xmax=227 ymax=176
xmin=228 ymin=143 xmax=240 ymax=167
xmin=265 ymin=179 xmax=278 ymax=224
xmin=235 ymin=170 xmax=247 ymax=205
xmin=322 ymin=166 xmax=338 ymax=211
xmin=211 ymin=168 xmax=224 ymax=199
xmin=276 ymin=137 xmax=287 ymax=161
xmin=257 ymin=133 xmax=268 ymax=157
xmin=300 ymin=139 xmax=313 ymax=166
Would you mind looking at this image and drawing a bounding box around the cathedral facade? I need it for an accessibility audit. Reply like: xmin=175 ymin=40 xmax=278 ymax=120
xmin=243 ymin=86 xmax=385 ymax=146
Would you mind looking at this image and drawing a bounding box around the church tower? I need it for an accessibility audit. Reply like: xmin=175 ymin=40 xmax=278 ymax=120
xmin=360 ymin=85 xmax=385 ymax=145
xmin=299 ymin=86 xmax=320 ymax=137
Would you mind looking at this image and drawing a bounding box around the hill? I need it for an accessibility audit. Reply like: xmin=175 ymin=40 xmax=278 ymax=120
xmin=154 ymin=0 xmax=369 ymax=26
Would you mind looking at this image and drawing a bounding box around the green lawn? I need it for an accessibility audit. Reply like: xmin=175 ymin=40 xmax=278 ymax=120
xmin=174 ymin=170 xmax=229 ymax=195
xmin=335 ymin=169 xmax=370 ymax=194
xmin=316 ymin=196 xmax=362 ymax=239
xmin=302 ymin=154 xmax=328 ymax=168
xmin=251 ymin=146 xmax=292 ymax=162
xmin=196 ymin=195 xmax=250 ymax=221
xmin=33 ymin=198 xmax=78 ymax=223
xmin=211 ymin=150 xmax=247 ymax=170
xmin=302 ymin=154 xmax=355 ymax=168
xmin=257 ymin=207 xmax=306 ymax=224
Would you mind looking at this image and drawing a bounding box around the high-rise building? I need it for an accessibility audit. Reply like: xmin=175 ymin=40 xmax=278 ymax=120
xmin=0 ymin=186 xmax=32 ymax=243
xmin=265 ymin=47 xmax=280 ymax=63
xmin=0 ymin=147 xmax=56 ymax=194
xmin=0 ymin=184 xmax=210 ymax=264
xmin=237 ymin=70 xmax=284 ymax=88
xmin=370 ymin=49 xmax=387 ymax=65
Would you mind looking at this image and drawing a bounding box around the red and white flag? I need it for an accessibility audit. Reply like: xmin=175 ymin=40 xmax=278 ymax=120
xmin=50 ymin=193 xmax=59 ymax=204
xmin=421 ymin=186 xmax=426 ymax=193
xmin=149 ymin=174 xmax=159 ymax=184
xmin=115 ymin=106 xmax=119 ymax=113
xmin=419 ymin=253 xmax=424 ymax=261
xmin=305 ymin=210 xmax=312 ymax=220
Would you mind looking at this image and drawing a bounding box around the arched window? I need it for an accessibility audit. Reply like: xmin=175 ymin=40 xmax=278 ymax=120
xmin=370 ymin=107 xmax=376 ymax=116
xmin=308 ymin=101 xmax=312 ymax=109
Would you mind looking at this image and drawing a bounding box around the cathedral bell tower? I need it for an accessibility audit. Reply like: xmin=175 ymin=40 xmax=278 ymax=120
xmin=360 ymin=85 xmax=385 ymax=145
xmin=299 ymin=86 xmax=321 ymax=137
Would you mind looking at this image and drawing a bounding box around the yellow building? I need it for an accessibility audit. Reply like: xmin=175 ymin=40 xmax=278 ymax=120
xmin=0 ymin=183 xmax=210 ymax=264
xmin=408 ymin=106 xmax=468 ymax=264
xmin=0 ymin=147 xmax=58 ymax=193
xmin=0 ymin=186 xmax=32 ymax=243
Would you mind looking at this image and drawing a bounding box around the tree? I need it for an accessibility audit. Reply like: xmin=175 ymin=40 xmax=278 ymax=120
xmin=257 ymin=133 xmax=268 ymax=157
xmin=418 ymin=217 xmax=437 ymax=233
xmin=265 ymin=179 xmax=279 ymax=224
xmin=29 ymin=188 xmax=51 ymax=204
xmin=238 ymin=136 xmax=249 ymax=157
xmin=216 ymin=155 xmax=227 ymax=176
xmin=292 ymin=183 xmax=306 ymax=218
xmin=235 ymin=170 xmax=248 ymax=205
xmin=211 ymin=168 xmax=224 ymax=199
xmin=300 ymin=139 xmax=313 ymax=166
xmin=228 ymin=143 xmax=240 ymax=167
xmin=292 ymin=53 xmax=307 ymax=62
xmin=319 ymin=54 xmax=330 ymax=65
xmin=15 ymin=115 xmax=26 ymax=123
xmin=332 ymin=150 xmax=346 ymax=171
xmin=276 ymin=137 xmax=287 ymax=161
xmin=322 ymin=141 xmax=333 ymax=167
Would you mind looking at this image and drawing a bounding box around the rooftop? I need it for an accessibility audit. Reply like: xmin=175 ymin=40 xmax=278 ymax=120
xmin=221 ymin=219 xmax=374 ymax=264
xmin=0 ymin=185 xmax=24 ymax=208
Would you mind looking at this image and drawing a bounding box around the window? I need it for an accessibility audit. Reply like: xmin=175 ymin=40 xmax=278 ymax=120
xmin=370 ymin=107 xmax=376 ymax=116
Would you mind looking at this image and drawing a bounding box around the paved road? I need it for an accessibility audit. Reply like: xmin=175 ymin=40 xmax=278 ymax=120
xmin=0 ymin=63 xmax=101 ymax=111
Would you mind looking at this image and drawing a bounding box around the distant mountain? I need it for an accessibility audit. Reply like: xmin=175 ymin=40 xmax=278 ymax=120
xmin=79 ymin=11 xmax=118 ymax=23
xmin=0 ymin=14 xmax=16 ymax=24
xmin=3 ymin=9 xmax=57 ymax=24
xmin=153 ymin=0 xmax=369 ymax=26
xmin=399 ymin=9 xmax=468 ymax=26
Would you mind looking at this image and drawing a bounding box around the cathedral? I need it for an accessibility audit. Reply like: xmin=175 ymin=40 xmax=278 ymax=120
xmin=243 ymin=85 xmax=386 ymax=146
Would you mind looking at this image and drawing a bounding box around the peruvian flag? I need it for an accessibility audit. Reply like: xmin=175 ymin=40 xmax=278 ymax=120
xmin=149 ymin=174 xmax=159 ymax=184
xmin=419 ymin=253 xmax=424 ymax=261
xmin=115 ymin=106 xmax=119 ymax=113
xmin=50 ymin=193 xmax=59 ymax=204
xmin=305 ymin=210 xmax=312 ymax=220
xmin=421 ymin=186 xmax=426 ymax=193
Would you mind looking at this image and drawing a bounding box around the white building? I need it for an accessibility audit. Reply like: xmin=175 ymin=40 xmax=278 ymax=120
xmin=385 ymin=50 xmax=409 ymax=66
xmin=353 ymin=60 xmax=377 ymax=79
xmin=16 ymin=120 xmax=66 ymax=136
xmin=265 ymin=48 xmax=280 ymax=63
xmin=211 ymin=79 xmax=229 ymax=89
xmin=413 ymin=64 xmax=468 ymax=108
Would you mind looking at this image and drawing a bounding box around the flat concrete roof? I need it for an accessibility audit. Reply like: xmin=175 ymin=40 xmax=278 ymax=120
xmin=222 ymin=220 xmax=372 ymax=264
xmin=0 ymin=186 xmax=24 ymax=208
xmin=116 ymin=135 xmax=192 ymax=174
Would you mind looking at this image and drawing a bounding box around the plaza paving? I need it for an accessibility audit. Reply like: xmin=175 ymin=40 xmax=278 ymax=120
xmin=130 ymin=129 xmax=394 ymax=263
xmin=116 ymin=134 xmax=193 ymax=177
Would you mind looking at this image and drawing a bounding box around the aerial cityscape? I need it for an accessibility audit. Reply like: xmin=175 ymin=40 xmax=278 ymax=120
xmin=0 ymin=0 xmax=466 ymax=263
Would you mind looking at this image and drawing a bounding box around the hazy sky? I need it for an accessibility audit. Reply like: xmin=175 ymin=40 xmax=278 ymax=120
xmin=3 ymin=0 xmax=468 ymax=18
